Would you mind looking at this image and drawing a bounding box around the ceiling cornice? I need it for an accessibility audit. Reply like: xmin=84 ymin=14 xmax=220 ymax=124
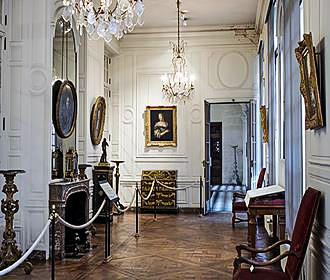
xmin=132 ymin=24 xmax=256 ymax=36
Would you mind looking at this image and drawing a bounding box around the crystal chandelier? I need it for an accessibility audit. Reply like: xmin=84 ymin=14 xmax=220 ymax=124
xmin=62 ymin=0 xmax=144 ymax=42
xmin=161 ymin=0 xmax=194 ymax=103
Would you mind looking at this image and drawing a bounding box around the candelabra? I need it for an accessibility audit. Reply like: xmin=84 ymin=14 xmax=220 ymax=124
xmin=231 ymin=146 xmax=242 ymax=186
xmin=0 ymin=170 xmax=32 ymax=274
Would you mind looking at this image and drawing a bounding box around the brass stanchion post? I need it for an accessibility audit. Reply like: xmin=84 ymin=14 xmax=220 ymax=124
xmin=199 ymin=176 xmax=203 ymax=217
xmin=135 ymin=182 xmax=139 ymax=238
xmin=153 ymin=181 xmax=157 ymax=221
xmin=104 ymin=198 xmax=112 ymax=263
xmin=51 ymin=205 xmax=56 ymax=280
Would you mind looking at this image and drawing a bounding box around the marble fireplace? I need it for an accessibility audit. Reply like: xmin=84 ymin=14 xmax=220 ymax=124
xmin=49 ymin=179 xmax=90 ymax=259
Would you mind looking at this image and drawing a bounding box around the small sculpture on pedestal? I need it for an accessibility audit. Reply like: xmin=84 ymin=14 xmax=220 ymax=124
xmin=99 ymin=138 xmax=109 ymax=165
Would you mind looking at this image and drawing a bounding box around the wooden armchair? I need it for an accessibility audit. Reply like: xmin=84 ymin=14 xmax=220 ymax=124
xmin=232 ymin=168 xmax=266 ymax=228
xmin=232 ymin=187 xmax=321 ymax=280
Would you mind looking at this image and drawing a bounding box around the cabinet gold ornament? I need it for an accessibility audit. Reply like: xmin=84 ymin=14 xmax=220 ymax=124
xmin=259 ymin=105 xmax=268 ymax=143
xmin=295 ymin=33 xmax=323 ymax=130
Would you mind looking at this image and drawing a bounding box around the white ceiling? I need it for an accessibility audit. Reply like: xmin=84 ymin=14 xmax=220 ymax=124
xmin=137 ymin=0 xmax=259 ymax=29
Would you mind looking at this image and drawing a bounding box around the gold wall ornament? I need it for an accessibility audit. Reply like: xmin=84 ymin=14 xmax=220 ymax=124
xmin=90 ymin=96 xmax=106 ymax=145
xmin=259 ymin=105 xmax=268 ymax=143
xmin=145 ymin=106 xmax=177 ymax=147
xmin=295 ymin=33 xmax=323 ymax=130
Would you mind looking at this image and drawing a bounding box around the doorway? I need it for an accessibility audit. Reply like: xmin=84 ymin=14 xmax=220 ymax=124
xmin=204 ymin=101 xmax=255 ymax=213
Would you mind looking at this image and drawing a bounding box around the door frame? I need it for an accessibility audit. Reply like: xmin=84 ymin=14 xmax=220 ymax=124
xmin=203 ymin=98 xmax=255 ymax=213
xmin=210 ymin=122 xmax=222 ymax=186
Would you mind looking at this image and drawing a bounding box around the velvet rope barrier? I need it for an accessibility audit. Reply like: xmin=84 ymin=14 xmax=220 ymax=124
xmin=155 ymin=180 xmax=197 ymax=191
xmin=137 ymin=180 xmax=155 ymax=201
xmin=57 ymin=199 xmax=106 ymax=230
xmin=0 ymin=218 xmax=52 ymax=276
xmin=112 ymin=189 xmax=136 ymax=213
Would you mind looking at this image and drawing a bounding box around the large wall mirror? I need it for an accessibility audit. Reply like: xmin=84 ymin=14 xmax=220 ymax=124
xmin=52 ymin=17 xmax=78 ymax=179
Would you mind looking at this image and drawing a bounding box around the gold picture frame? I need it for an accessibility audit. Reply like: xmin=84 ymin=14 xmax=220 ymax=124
xmin=259 ymin=105 xmax=268 ymax=143
xmin=90 ymin=96 xmax=106 ymax=145
xmin=295 ymin=33 xmax=323 ymax=130
xmin=145 ymin=106 xmax=177 ymax=147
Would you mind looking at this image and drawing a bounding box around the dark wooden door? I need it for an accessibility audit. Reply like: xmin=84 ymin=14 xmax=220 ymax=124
xmin=210 ymin=122 xmax=222 ymax=185
xmin=204 ymin=100 xmax=211 ymax=214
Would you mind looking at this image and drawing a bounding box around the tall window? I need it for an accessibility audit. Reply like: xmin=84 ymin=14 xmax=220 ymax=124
xmin=300 ymin=0 xmax=305 ymax=193
xmin=274 ymin=0 xmax=285 ymax=185
xmin=0 ymin=0 xmax=5 ymax=115
xmin=104 ymin=52 xmax=111 ymax=142
xmin=0 ymin=0 xmax=6 ymax=169
xmin=104 ymin=53 xmax=111 ymax=98
xmin=258 ymin=41 xmax=265 ymax=169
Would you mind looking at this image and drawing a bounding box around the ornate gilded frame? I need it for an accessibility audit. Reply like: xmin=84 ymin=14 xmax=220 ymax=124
xmin=259 ymin=105 xmax=268 ymax=143
xmin=295 ymin=33 xmax=323 ymax=130
xmin=53 ymin=80 xmax=78 ymax=139
xmin=145 ymin=106 xmax=177 ymax=147
xmin=90 ymin=96 xmax=106 ymax=145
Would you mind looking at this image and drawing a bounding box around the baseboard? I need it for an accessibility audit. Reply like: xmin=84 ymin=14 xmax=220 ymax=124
xmin=178 ymin=208 xmax=201 ymax=214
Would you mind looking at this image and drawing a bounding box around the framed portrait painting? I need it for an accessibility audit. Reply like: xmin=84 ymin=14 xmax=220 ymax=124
xmin=52 ymin=80 xmax=77 ymax=138
xmin=145 ymin=106 xmax=177 ymax=147
xmin=90 ymin=96 xmax=106 ymax=145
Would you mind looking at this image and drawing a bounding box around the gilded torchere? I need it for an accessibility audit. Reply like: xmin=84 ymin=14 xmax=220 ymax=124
xmin=0 ymin=170 xmax=32 ymax=274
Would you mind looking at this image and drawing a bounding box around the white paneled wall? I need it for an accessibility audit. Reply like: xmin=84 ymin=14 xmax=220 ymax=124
xmin=304 ymin=0 xmax=330 ymax=277
xmin=113 ymin=32 xmax=257 ymax=208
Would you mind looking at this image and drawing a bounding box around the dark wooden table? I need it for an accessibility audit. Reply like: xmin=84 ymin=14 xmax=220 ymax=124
xmin=248 ymin=199 xmax=285 ymax=255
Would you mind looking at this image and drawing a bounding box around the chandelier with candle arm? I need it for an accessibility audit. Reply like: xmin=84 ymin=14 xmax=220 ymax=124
xmin=62 ymin=0 xmax=144 ymax=42
xmin=161 ymin=0 xmax=195 ymax=103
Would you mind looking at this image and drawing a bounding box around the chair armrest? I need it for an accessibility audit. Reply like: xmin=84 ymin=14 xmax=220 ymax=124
xmin=236 ymin=240 xmax=291 ymax=256
xmin=233 ymin=192 xmax=246 ymax=199
xmin=233 ymin=249 xmax=297 ymax=271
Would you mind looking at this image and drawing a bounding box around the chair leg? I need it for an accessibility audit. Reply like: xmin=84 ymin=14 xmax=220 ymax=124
xmin=232 ymin=212 xmax=236 ymax=228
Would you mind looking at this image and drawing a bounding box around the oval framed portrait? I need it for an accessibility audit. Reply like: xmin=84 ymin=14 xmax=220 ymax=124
xmin=53 ymin=80 xmax=77 ymax=138
xmin=90 ymin=96 xmax=106 ymax=145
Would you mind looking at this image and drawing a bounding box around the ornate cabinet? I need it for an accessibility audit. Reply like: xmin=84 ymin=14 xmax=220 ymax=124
xmin=141 ymin=170 xmax=177 ymax=213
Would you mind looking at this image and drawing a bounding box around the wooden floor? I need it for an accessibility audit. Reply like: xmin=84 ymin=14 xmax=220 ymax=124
xmin=210 ymin=185 xmax=247 ymax=212
xmin=2 ymin=212 xmax=278 ymax=280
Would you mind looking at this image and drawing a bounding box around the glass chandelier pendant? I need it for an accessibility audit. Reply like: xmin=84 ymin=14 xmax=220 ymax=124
xmin=62 ymin=0 xmax=144 ymax=43
xmin=161 ymin=0 xmax=195 ymax=103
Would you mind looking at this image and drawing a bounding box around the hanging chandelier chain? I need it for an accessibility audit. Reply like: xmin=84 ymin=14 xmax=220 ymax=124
xmin=161 ymin=0 xmax=195 ymax=104
xmin=177 ymin=0 xmax=180 ymax=48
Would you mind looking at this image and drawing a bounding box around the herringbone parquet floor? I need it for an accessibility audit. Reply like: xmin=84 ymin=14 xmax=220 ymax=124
xmin=2 ymin=212 xmax=275 ymax=280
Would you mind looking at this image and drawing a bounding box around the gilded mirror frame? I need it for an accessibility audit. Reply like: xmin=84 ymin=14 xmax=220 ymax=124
xmin=259 ymin=105 xmax=268 ymax=143
xmin=295 ymin=33 xmax=323 ymax=130
xmin=90 ymin=96 xmax=106 ymax=145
